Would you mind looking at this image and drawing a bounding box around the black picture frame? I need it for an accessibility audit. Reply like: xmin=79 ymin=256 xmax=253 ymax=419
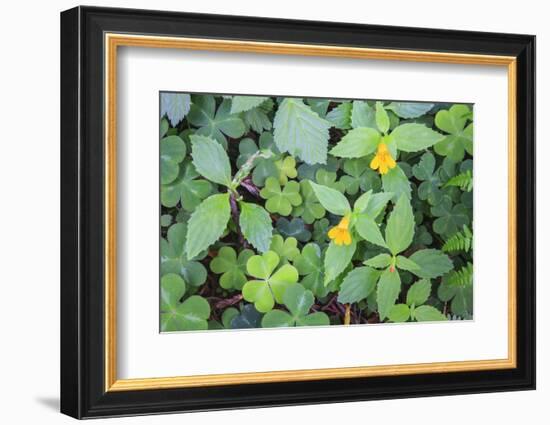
xmin=60 ymin=5 xmax=536 ymax=419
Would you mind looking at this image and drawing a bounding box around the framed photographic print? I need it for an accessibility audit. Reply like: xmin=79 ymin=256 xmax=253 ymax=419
xmin=60 ymin=6 xmax=536 ymax=419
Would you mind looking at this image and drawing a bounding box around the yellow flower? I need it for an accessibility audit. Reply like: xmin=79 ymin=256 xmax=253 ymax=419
xmin=370 ymin=143 xmax=396 ymax=175
xmin=328 ymin=215 xmax=352 ymax=246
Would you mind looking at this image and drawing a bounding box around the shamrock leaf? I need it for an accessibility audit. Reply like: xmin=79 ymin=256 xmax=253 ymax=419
xmin=160 ymin=93 xmax=191 ymax=126
xmin=210 ymin=246 xmax=254 ymax=290
xmin=160 ymin=273 xmax=186 ymax=312
xmin=296 ymin=156 xmax=339 ymax=181
xmin=292 ymin=180 xmax=326 ymax=224
xmin=434 ymin=104 xmax=473 ymax=161
xmin=262 ymin=284 xmax=329 ymax=328
xmin=274 ymin=98 xmax=331 ymax=164
xmin=161 ymin=223 xmax=207 ymax=287
xmin=236 ymin=133 xmax=280 ymax=187
xmin=412 ymin=151 xmax=443 ymax=205
xmin=160 ymin=135 xmax=187 ymax=184
xmin=187 ymin=95 xmax=245 ymax=147
xmin=269 ymin=234 xmax=300 ymax=263
xmin=230 ymin=304 xmax=263 ymax=329
xmin=242 ymin=251 xmax=299 ymax=313
xmin=260 ymin=177 xmax=302 ymax=215
xmin=312 ymin=218 xmax=330 ymax=245
xmin=315 ymin=169 xmax=346 ymax=192
xmin=276 ymin=217 xmax=311 ymax=242
xmin=161 ymin=295 xmax=211 ymax=332
xmin=326 ymin=101 xmax=352 ymax=129
xmin=341 ymin=158 xmax=381 ymax=195
xmin=294 ymin=243 xmax=326 ymax=297
xmin=161 ymin=160 xmax=212 ymax=210
xmin=430 ymin=195 xmax=469 ymax=237
xmin=242 ymin=99 xmax=274 ymax=133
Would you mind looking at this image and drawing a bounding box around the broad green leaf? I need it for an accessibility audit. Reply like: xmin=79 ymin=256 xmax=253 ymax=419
xmin=375 ymin=102 xmax=390 ymax=134
xmin=260 ymin=177 xmax=302 ymax=215
xmin=230 ymin=96 xmax=269 ymax=114
xmin=431 ymin=196 xmax=470 ymax=237
xmin=294 ymin=243 xmax=326 ymax=297
xmin=391 ymin=123 xmax=445 ymax=152
xmin=364 ymin=253 xmax=392 ymax=268
xmin=292 ymin=180 xmax=325 ymax=224
xmin=355 ymin=215 xmax=387 ymax=248
xmin=406 ymin=279 xmax=431 ymax=306
xmin=276 ymin=217 xmax=311 ymax=242
xmin=413 ymin=151 xmax=443 ymax=205
xmin=190 ymin=134 xmax=232 ymax=187
xmin=239 ymin=201 xmax=273 ymax=252
xmin=382 ymin=165 xmax=412 ymax=201
xmin=377 ymin=267 xmax=401 ymax=320
xmin=413 ymin=305 xmax=447 ymax=322
xmin=261 ymin=309 xmax=294 ymax=327
xmin=185 ymin=193 xmax=231 ymax=259
xmin=385 ymin=194 xmax=415 ymax=255
xmin=338 ymin=266 xmax=380 ymax=304
xmin=329 ymin=127 xmax=380 ymax=158
xmin=434 ymin=105 xmax=473 ymax=161
xmin=315 ymin=169 xmax=346 ymax=192
xmin=309 ymin=181 xmax=351 ymax=216
xmin=161 ymin=295 xmax=210 ymax=332
xmin=298 ymin=312 xmax=330 ymax=326
xmin=388 ymin=304 xmax=410 ymax=322
xmin=231 ymin=304 xmax=263 ymax=329
xmin=386 ymin=102 xmax=434 ymax=119
xmin=160 ymin=135 xmax=186 ymax=184
xmin=210 ymin=246 xmax=254 ymax=290
xmin=326 ymin=102 xmax=352 ymax=129
xmin=161 ymin=93 xmax=191 ymax=126
xmin=247 ymin=251 xmax=280 ymax=279
xmin=273 ymin=98 xmax=331 ymax=164
xmin=161 ymin=160 xmax=212 ymax=210
xmin=323 ymin=240 xmax=357 ymax=285
xmin=409 ymin=249 xmax=453 ymax=279
xmin=351 ymin=101 xmax=376 ymax=129
xmin=160 ymin=273 xmax=186 ymax=311
xmin=395 ymin=255 xmax=420 ymax=272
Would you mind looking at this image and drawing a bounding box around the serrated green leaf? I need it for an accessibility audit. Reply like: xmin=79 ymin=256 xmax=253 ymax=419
xmin=364 ymin=253 xmax=392 ymax=268
xmin=323 ymin=240 xmax=356 ymax=285
xmin=230 ymin=96 xmax=269 ymax=114
xmin=351 ymin=101 xmax=376 ymax=129
xmin=338 ymin=266 xmax=380 ymax=304
xmin=309 ymin=181 xmax=351 ymax=216
xmin=388 ymin=304 xmax=410 ymax=322
xmin=329 ymin=127 xmax=380 ymax=158
xmin=409 ymin=249 xmax=453 ymax=279
xmin=395 ymin=255 xmax=420 ymax=272
xmin=386 ymin=102 xmax=434 ymax=119
xmin=391 ymin=123 xmax=445 ymax=152
xmin=190 ymin=134 xmax=232 ymax=187
xmin=382 ymin=165 xmax=412 ymax=201
xmin=161 ymin=93 xmax=191 ymax=126
xmin=377 ymin=267 xmax=401 ymax=320
xmin=355 ymin=215 xmax=387 ymax=248
xmin=385 ymin=194 xmax=415 ymax=255
xmin=239 ymin=201 xmax=273 ymax=252
xmin=413 ymin=305 xmax=447 ymax=322
xmin=326 ymin=102 xmax=352 ymax=129
xmin=406 ymin=279 xmax=431 ymax=306
xmin=375 ymin=102 xmax=390 ymax=134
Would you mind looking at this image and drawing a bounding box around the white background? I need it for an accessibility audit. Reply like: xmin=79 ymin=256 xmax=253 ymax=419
xmin=0 ymin=0 xmax=545 ymax=424
xmin=119 ymin=48 xmax=508 ymax=378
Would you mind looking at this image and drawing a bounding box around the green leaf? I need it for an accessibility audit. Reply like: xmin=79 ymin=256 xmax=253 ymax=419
xmin=406 ymin=279 xmax=431 ymax=306
xmin=185 ymin=193 xmax=231 ymax=259
xmin=230 ymin=96 xmax=269 ymax=114
xmin=323 ymin=240 xmax=357 ymax=285
xmin=239 ymin=201 xmax=273 ymax=252
xmin=231 ymin=304 xmax=263 ymax=329
xmin=273 ymin=98 xmax=331 ymax=164
xmin=160 ymin=273 xmax=186 ymax=311
xmin=355 ymin=215 xmax=387 ymax=248
xmin=385 ymin=194 xmax=415 ymax=255
xmin=377 ymin=267 xmax=401 ymax=320
xmin=413 ymin=305 xmax=447 ymax=322
xmin=161 ymin=93 xmax=191 ymax=126
xmin=276 ymin=217 xmax=311 ymax=242
xmin=275 ymin=156 xmax=298 ymax=185
xmin=294 ymin=243 xmax=326 ymax=298
xmin=292 ymin=180 xmax=326 ymax=224
xmin=221 ymin=308 xmax=240 ymax=329
xmin=210 ymin=246 xmax=254 ymax=290
xmin=396 ymin=255 xmax=420 ymax=272
xmin=408 ymin=249 xmax=453 ymax=279
xmin=261 ymin=309 xmax=294 ymax=327
xmin=326 ymin=102 xmax=352 ymax=129
xmin=386 ymin=102 xmax=434 ymax=119
xmin=388 ymin=304 xmax=410 ymax=322
xmin=315 ymin=169 xmax=346 ymax=192
xmin=260 ymin=177 xmax=302 ymax=215
xmin=161 ymin=295 xmax=210 ymax=332
xmin=284 ymin=284 xmax=314 ymax=317
xmin=329 ymin=127 xmax=380 ymax=158
xmin=342 ymin=158 xmax=381 ymax=195
xmin=160 ymin=135 xmax=187 ymax=184
xmin=431 ymin=196 xmax=470 ymax=237
xmin=338 ymin=266 xmax=380 ymax=304
xmin=434 ymin=105 xmax=473 ymax=161
xmin=161 ymin=160 xmax=212 ymax=210
xmin=391 ymin=123 xmax=445 ymax=152
xmin=269 ymin=235 xmax=300 ymax=263
xmin=364 ymin=253 xmax=392 ymax=268
xmin=313 ymin=218 xmax=330 ymax=245
xmin=187 ymin=96 xmax=245 ymax=146
xmin=351 ymin=101 xmax=376 ymax=129
xmin=375 ymin=102 xmax=390 ymax=134
xmin=190 ymin=134 xmax=232 ymax=187
xmin=412 ymin=151 xmax=443 ymax=205
xmin=161 ymin=223 xmax=207 ymax=286
xmin=382 ymin=165 xmax=412 ymax=201
xmin=308 ymin=181 xmax=351 ymax=216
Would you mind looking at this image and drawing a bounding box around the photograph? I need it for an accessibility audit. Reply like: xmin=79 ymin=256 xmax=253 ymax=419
xmin=159 ymin=93 xmax=474 ymax=332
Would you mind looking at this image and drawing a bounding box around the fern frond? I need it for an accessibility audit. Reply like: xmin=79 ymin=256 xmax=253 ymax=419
xmin=444 ymin=170 xmax=473 ymax=192
xmin=445 ymin=262 xmax=473 ymax=287
xmin=443 ymin=225 xmax=473 ymax=253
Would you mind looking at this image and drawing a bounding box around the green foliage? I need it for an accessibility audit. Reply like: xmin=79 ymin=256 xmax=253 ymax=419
xmin=159 ymin=93 xmax=474 ymax=331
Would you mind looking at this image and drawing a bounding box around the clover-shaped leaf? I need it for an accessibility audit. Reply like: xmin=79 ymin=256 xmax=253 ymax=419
xmin=315 ymin=169 xmax=346 ymax=192
xmin=160 ymin=135 xmax=187 ymax=184
xmin=275 ymin=156 xmax=298 ymax=185
xmin=412 ymin=151 xmax=443 ymax=205
xmin=230 ymin=304 xmax=263 ymax=329
xmin=236 ymin=134 xmax=280 ymax=187
xmin=430 ymin=195 xmax=469 ymax=237
xmin=161 ymin=223 xmax=207 ymax=287
xmin=261 ymin=284 xmax=330 ymax=328
xmin=260 ymin=177 xmax=302 ymax=215
xmin=296 ymin=156 xmax=339 ymax=180
xmin=276 ymin=217 xmax=311 ymax=242
xmin=160 ymin=273 xmax=186 ymax=312
xmin=161 ymin=295 xmax=211 ymax=332
xmin=269 ymin=234 xmax=300 ymax=263
xmin=242 ymin=99 xmax=274 ymax=133
xmin=292 ymin=180 xmax=325 ymax=224
xmin=210 ymin=246 xmax=254 ymax=290
xmin=187 ymin=95 xmax=245 ymax=147
xmin=313 ymin=218 xmax=330 ymax=245
xmin=294 ymin=243 xmax=326 ymax=297
xmin=160 ymin=93 xmax=191 ymax=126
xmin=434 ymin=104 xmax=473 ymax=161
xmin=341 ymin=158 xmax=381 ymax=195
xmin=326 ymin=101 xmax=352 ymax=129
xmin=161 ymin=160 xmax=213 ymax=210
xmin=242 ymin=251 xmax=299 ymax=313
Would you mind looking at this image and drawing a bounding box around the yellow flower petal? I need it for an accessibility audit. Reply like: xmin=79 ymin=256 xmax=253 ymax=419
xmin=370 ymin=156 xmax=380 ymax=170
xmin=342 ymin=231 xmax=352 ymax=245
xmin=328 ymin=226 xmax=339 ymax=239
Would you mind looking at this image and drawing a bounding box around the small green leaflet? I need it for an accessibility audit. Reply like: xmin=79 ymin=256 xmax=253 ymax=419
xmin=385 ymin=194 xmax=415 ymax=255
xmin=160 ymin=93 xmax=191 ymax=126
xmin=391 ymin=123 xmax=445 ymax=152
xmin=230 ymin=96 xmax=269 ymax=114
xmin=309 ymin=181 xmax=351 ymax=216
xmin=377 ymin=267 xmax=401 ymax=320
xmin=239 ymin=201 xmax=273 ymax=252
xmin=190 ymin=134 xmax=232 ymax=187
